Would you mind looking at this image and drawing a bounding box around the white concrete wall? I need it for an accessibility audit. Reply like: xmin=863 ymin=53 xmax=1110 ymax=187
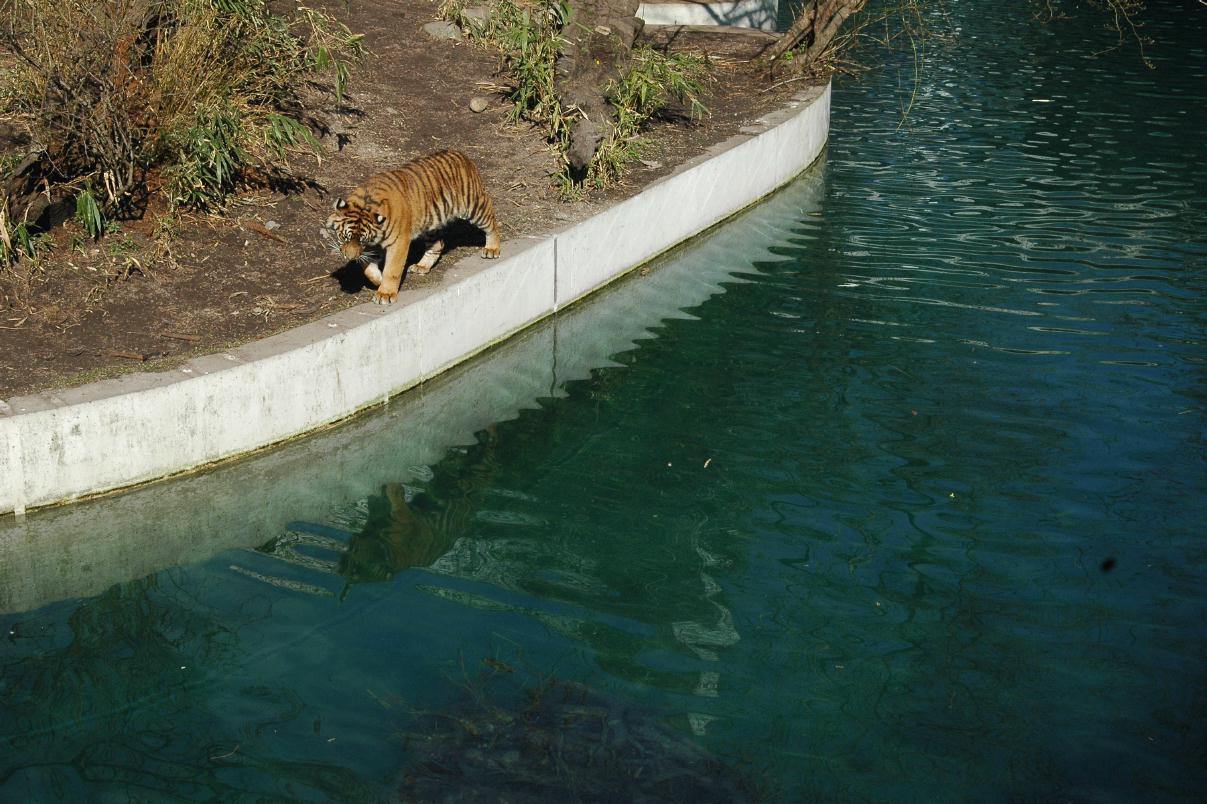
xmin=637 ymin=0 xmax=780 ymax=31
xmin=0 ymin=83 xmax=829 ymax=517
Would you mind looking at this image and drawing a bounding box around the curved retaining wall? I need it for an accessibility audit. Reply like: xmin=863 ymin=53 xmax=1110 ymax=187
xmin=0 ymin=82 xmax=829 ymax=516
xmin=0 ymin=175 xmax=828 ymax=613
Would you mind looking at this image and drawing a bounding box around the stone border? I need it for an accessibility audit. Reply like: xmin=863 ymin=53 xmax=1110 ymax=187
xmin=0 ymin=83 xmax=829 ymax=516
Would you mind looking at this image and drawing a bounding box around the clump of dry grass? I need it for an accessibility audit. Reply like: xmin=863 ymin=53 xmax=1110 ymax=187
xmin=0 ymin=0 xmax=363 ymax=263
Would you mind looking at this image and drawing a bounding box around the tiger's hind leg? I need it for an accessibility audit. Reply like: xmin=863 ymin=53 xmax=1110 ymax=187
xmin=482 ymin=225 xmax=501 ymax=259
xmin=410 ymin=239 xmax=444 ymax=276
xmin=472 ymin=199 xmax=502 ymax=259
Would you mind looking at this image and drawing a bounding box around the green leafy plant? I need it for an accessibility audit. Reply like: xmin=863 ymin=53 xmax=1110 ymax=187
xmin=0 ymin=219 xmax=34 ymax=265
xmin=0 ymin=202 xmax=51 ymax=266
xmin=265 ymin=113 xmax=322 ymax=160
xmin=591 ymin=47 xmax=710 ymax=186
xmin=483 ymin=0 xmax=570 ymax=135
xmin=164 ymin=107 xmax=247 ymax=211
xmin=74 ymin=185 xmax=106 ymax=240
xmin=298 ymin=6 xmax=366 ymax=102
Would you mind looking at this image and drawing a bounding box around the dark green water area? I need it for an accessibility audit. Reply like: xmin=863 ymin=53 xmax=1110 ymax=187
xmin=3 ymin=1 xmax=1206 ymax=800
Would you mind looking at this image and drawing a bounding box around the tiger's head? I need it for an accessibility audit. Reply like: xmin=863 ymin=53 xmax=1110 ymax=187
xmin=322 ymin=194 xmax=388 ymax=262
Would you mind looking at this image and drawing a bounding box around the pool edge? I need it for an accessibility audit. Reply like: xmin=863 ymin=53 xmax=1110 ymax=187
xmin=0 ymin=82 xmax=830 ymax=516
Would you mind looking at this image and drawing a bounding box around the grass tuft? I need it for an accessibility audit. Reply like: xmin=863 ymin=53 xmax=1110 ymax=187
xmin=445 ymin=0 xmax=709 ymax=191
xmin=74 ymin=185 xmax=106 ymax=241
xmin=591 ymin=47 xmax=710 ymax=187
xmin=0 ymin=0 xmax=364 ymax=262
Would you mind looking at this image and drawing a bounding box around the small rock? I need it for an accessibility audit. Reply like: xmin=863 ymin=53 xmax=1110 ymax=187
xmin=462 ymin=5 xmax=492 ymax=29
xmin=639 ymin=159 xmax=662 ymax=169
xmin=264 ymin=220 xmax=280 ymax=230
xmin=469 ymin=96 xmax=489 ymax=113
xmin=421 ymin=20 xmax=462 ymax=41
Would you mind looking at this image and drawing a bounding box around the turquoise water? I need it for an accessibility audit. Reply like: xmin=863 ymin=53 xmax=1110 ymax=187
xmin=3 ymin=1 xmax=1207 ymax=800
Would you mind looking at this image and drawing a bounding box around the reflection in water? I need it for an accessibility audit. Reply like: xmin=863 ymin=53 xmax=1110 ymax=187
xmin=339 ymin=485 xmax=450 ymax=584
xmin=340 ymin=426 xmax=504 ymax=586
xmin=316 ymin=426 xmax=503 ymax=588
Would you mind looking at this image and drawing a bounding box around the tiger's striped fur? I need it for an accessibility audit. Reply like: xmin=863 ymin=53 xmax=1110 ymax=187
xmin=322 ymin=150 xmax=502 ymax=304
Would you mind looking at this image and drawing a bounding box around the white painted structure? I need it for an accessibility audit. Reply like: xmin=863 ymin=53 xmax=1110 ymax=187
xmin=0 ymin=83 xmax=829 ymax=517
xmin=637 ymin=0 xmax=780 ymax=31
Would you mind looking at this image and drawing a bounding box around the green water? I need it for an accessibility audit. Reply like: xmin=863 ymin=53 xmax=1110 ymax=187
xmin=3 ymin=2 xmax=1207 ymax=800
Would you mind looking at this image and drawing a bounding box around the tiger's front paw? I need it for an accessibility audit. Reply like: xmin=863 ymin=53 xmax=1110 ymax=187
xmin=372 ymin=289 xmax=398 ymax=305
xmin=482 ymin=246 xmax=500 ymax=259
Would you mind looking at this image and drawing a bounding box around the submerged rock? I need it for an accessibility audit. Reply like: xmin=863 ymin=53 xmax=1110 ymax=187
xmin=398 ymin=675 xmax=761 ymax=802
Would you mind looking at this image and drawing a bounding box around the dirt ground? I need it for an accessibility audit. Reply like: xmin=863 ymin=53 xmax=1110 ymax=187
xmin=0 ymin=0 xmax=810 ymax=398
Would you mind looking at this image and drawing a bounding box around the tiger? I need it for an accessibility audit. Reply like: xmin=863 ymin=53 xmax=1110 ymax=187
xmin=322 ymin=149 xmax=502 ymax=304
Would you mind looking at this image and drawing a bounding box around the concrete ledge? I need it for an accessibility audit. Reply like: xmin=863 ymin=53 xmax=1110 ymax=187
xmin=637 ymin=0 xmax=780 ymax=31
xmin=0 ymin=82 xmax=829 ymax=516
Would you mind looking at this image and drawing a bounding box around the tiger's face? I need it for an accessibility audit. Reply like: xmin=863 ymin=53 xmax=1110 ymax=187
xmin=322 ymin=195 xmax=388 ymax=262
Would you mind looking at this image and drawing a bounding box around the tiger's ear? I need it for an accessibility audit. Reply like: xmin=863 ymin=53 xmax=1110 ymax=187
xmin=375 ymin=213 xmax=386 ymax=225
xmin=334 ymin=198 xmax=347 ymax=210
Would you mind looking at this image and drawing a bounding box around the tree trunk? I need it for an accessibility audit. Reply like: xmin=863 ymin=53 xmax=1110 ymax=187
xmin=762 ymin=0 xmax=865 ymax=68
xmin=555 ymin=0 xmax=644 ymax=179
